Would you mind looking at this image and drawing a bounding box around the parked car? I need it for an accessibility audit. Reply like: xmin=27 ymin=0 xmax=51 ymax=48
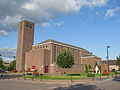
xmin=115 ymin=70 xmax=120 ymax=74
xmin=33 ymin=71 xmax=39 ymax=76
xmin=11 ymin=70 xmax=17 ymax=72
xmin=0 ymin=69 xmax=5 ymax=73
xmin=25 ymin=72 xmax=32 ymax=75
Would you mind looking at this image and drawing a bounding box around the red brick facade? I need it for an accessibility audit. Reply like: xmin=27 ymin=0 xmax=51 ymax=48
xmin=16 ymin=20 xmax=34 ymax=72
xmin=16 ymin=20 xmax=104 ymax=73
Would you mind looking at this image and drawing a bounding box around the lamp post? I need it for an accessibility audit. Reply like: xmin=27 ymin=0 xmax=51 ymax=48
xmin=13 ymin=56 xmax=16 ymax=70
xmin=0 ymin=54 xmax=1 ymax=59
xmin=13 ymin=56 xmax=16 ymax=61
xmin=106 ymin=46 xmax=110 ymax=78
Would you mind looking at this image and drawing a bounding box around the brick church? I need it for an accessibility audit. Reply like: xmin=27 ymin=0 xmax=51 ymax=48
xmin=16 ymin=20 xmax=104 ymax=74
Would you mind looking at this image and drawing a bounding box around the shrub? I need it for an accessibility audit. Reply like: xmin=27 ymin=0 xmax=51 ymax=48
xmin=87 ymin=73 xmax=95 ymax=77
xmin=102 ymin=72 xmax=109 ymax=75
xmin=112 ymin=69 xmax=115 ymax=72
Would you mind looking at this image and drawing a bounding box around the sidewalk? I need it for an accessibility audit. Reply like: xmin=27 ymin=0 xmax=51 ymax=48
xmin=10 ymin=76 xmax=113 ymax=85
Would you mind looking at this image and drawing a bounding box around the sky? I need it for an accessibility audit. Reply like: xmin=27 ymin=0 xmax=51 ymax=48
xmin=0 ymin=0 xmax=120 ymax=61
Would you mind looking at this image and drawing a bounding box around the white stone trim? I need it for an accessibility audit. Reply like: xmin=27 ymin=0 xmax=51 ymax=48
xmin=81 ymin=56 xmax=95 ymax=58
xmin=35 ymin=41 xmax=89 ymax=52
xmin=81 ymin=55 xmax=101 ymax=59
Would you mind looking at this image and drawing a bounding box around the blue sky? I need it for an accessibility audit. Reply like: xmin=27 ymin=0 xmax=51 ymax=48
xmin=0 ymin=0 xmax=120 ymax=60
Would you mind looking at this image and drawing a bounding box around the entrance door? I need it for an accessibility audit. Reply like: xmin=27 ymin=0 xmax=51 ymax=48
xmin=44 ymin=66 xmax=48 ymax=73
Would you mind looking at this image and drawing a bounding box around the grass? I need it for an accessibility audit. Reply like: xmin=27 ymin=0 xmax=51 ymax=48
xmin=67 ymin=72 xmax=115 ymax=76
xmin=26 ymin=74 xmax=90 ymax=80
xmin=25 ymin=72 xmax=116 ymax=80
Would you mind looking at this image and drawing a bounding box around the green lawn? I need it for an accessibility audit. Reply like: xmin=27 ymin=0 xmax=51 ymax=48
xmin=26 ymin=75 xmax=90 ymax=80
xmin=25 ymin=72 xmax=116 ymax=80
xmin=66 ymin=72 xmax=116 ymax=76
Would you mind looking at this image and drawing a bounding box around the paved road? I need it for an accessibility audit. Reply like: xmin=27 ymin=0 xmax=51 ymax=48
xmin=95 ymin=77 xmax=120 ymax=90
xmin=62 ymin=77 xmax=120 ymax=90
xmin=0 ymin=77 xmax=120 ymax=90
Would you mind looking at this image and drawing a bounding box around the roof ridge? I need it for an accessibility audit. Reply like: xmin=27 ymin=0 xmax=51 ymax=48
xmin=37 ymin=39 xmax=90 ymax=52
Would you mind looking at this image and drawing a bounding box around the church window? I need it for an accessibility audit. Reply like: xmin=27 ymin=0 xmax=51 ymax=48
xmin=30 ymin=24 xmax=32 ymax=28
xmin=26 ymin=24 xmax=29 ymax=27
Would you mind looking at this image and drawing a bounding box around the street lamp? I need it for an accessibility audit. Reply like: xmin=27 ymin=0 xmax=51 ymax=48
xmin=13 ymin=56 xmax=16 ymax=61
xmin=0 ymin=54 xmax=1 ymax=59
xmin=106 ymin=46 xmax=110 ymax=78
xmin=13 ymin=56 xmax=16 ymax=70
xmin=0 ymin=54 xmax=2 ymax=69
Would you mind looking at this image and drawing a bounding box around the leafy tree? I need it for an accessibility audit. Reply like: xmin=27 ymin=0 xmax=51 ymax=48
xmin=7 ymin=60 xmax=16 ymax=71
xmin=0 ymin=57 xmax=4 ymax=69
xmin=56 ymin=48 xmax=74 ymax=69
xmin=116 ymin=56 xmax=120 ymax=68
xmin=98 ymin=66 xmax=101 ymax=72
xmin=88 ymin=65 xmax=92 ymax=69
xmin=85 ymin=65 xmax=89 ymax=73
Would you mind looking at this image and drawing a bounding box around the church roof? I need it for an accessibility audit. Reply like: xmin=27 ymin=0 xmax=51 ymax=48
xmin=102 ymin=60 xmax=117 ymax=65
xmin=37 ymin=39 xmax=90 ymax=52
xmin=81 ymin=55 xmax=101 ymax=59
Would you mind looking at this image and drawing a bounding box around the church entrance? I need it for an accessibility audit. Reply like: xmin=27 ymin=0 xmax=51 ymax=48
xmin=44 ymin=66 xmax=48 ymax=73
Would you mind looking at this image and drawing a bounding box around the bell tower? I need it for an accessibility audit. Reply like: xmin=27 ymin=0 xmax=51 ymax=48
xmin=16 ymin=20 xmax=34 ymax=72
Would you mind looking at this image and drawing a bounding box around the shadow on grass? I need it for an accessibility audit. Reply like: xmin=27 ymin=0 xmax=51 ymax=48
xmin=0 ymin=74 xmax=22 ymax=79
xmin=53 ymin=84 xmax=101 ymax=90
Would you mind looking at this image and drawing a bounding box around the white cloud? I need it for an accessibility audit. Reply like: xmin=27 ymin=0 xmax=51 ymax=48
xmin=105 ymin=7 xmax=120 ymax=18
xmin=40 ymin=22 xmax=51 ymax=28
xmin=0 ymin=30 xmax=9 ymax=36
xmin=88 ymin=0 xmax=108 ymax=7
xmin=0 ymin=0 xmax=108 ymax=35
xmin=54 ymin=21 xmax=64 ymax=26
xmin=96 ymin=12 xmax=100 ymax=15
xmin=0 ymin=48 xmax=16 ymax=57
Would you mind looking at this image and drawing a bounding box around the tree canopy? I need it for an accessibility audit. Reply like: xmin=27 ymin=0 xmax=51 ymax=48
xmin=0 ymin=57 xmax=4 ymax=69
xmin=7 ymin=60 xmax=16 ymax=71
xmin=116 ymin=56 xmax=120 ymax=68
xmin=56 ymin=48 xmax=74 ymax=69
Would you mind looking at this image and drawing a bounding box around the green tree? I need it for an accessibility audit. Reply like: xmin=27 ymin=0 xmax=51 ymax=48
xmin=88 ymin=65 xmax=92 ymax=69
xmin=98 ymin=66 xmax=101 ymax=72
xmin=0 ymin=57 xmax=4 ymax=69
xmin=56 ymin=48 xmax=74 ymax=69
xmin=7 ymin=60 xmax=16 ymax=71
xmin=85 ymin=65 xmax=89 ymax=73
xmin=116 ymin=56 xmax=120 ymax=68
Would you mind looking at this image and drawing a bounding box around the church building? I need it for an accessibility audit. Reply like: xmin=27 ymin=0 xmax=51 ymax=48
xmin=16 ymin=20 xmax=103 ymax=74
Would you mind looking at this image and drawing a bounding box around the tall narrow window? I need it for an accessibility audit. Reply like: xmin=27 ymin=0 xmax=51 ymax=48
xmin=30 ymin=24 xmax=32 ymax=28
xmin=26 ymin=24 xmax=29 ymax=27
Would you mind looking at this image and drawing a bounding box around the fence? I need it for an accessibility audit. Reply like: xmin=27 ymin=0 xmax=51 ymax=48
xmin=15 ymin=73 xmax=120 ymax=82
